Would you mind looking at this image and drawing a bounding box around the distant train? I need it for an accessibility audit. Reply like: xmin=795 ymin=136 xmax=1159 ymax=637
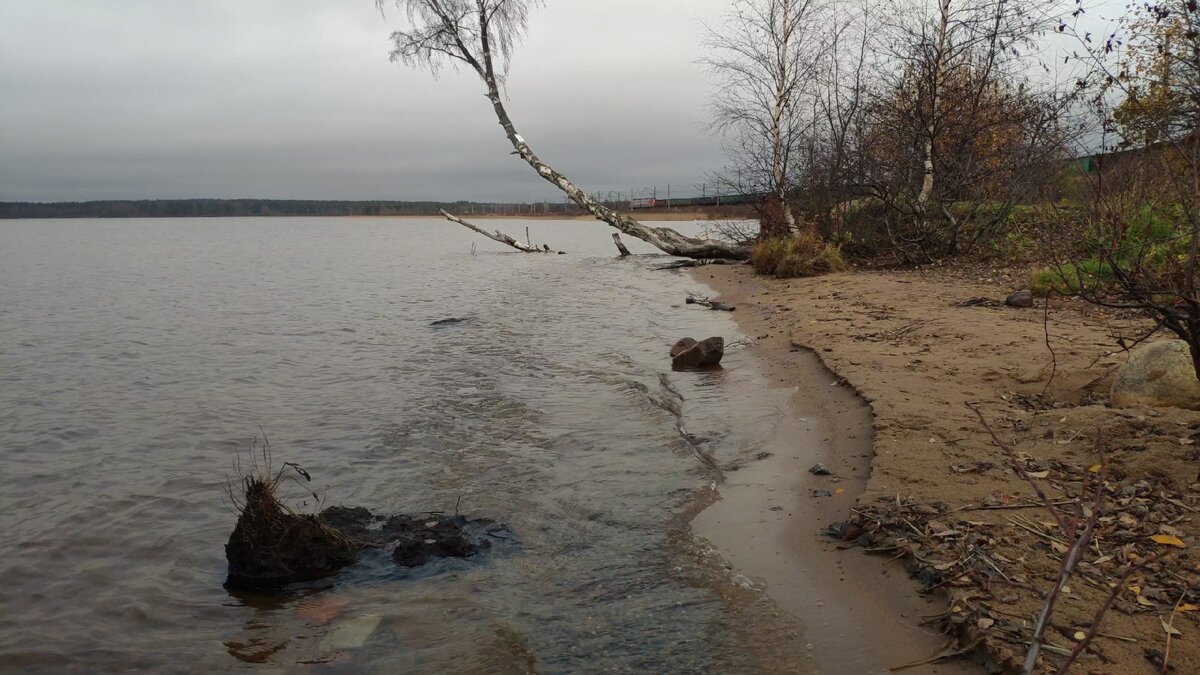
xmin=628 ymin=193 xmax=758 ymax=209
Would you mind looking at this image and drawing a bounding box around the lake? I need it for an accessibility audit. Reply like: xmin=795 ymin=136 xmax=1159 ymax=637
xmin=0 ymin=217 xmax=802 ymax=673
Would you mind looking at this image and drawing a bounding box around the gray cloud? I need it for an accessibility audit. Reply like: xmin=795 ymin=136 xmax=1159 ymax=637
xmin=0 ymin=0 xmax=732 ymax=202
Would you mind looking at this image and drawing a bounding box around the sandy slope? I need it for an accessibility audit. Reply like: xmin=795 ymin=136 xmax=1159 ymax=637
xmin=696 ymin=265 xmax=1200 ymax=674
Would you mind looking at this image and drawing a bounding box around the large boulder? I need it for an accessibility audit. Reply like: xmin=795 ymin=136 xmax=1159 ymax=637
xmin=1005 ymin=289 xmax=1034 ymax=308
xmin=671 ymin=336 xmax=725 ymax=370
xmin=1111 ymin=340 xmax=1200 ymax=411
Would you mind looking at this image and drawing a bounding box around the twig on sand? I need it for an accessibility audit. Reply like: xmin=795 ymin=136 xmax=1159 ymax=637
xmin=1160 ymin=591 xmax=1187 ymax=674
xmin=968 ymin=402 xmax=1106 ymax=675
xmin=890 ymin=638 xmax=980 ymax=671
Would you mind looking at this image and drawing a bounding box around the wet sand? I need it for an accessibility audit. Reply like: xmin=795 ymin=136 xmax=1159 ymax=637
xmin=689 ymin=268 xmax=978 ymax=674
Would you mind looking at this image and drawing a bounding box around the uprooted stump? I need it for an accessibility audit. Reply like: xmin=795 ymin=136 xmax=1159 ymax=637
xmin=225 ymin=478 xmax=505 ymax=592
xmin=225 ymin=477 xmax=363 ymax=592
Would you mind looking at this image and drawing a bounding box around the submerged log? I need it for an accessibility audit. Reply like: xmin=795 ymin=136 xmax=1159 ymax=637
xmin=612 ymin=232 xmax=632 ymax=257
xmin=441 ymin=210 xmax=562 ymax=253
xmin=655 ymin=259 xmax=744 ymax=271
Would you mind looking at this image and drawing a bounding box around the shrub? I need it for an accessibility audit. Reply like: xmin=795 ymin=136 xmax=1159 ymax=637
xmin=751 ymin=232 xmax=848 ymax=278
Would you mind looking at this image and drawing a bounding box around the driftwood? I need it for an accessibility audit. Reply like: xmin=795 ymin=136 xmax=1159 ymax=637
xmin=686 ymin=294 xmax=736 ymax=312
xmin=440 ymin=210 xmax=561 ymax=253
xmin=612 ymin=233 xmax=632 ymax=257
xmin=655 ymin=259 xmax=744 ymax=271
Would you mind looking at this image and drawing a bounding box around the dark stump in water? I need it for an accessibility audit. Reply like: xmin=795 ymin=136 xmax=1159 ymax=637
xmin=224 ymin=478 xmax=362 ymax=592
xmin=225 ymin=493 xmax=502 ymax=592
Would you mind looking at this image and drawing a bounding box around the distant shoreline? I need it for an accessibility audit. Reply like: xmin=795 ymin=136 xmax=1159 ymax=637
xmin=0 ymin=200 xmax=754 ymax=221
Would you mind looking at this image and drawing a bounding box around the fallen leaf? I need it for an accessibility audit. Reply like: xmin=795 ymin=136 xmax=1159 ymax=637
xmin=1162 ymin=617 xmax=1182 ymax=637
xmin=1130 ymin=585 xmax=1142 ymax=594
xmin=978 ymin=618 xmax=995 ymax=630
xmin=1151 ymin=534 xmax=1187 ymax=548
xmin=1178 ymin=604 xmax=1200 ymax=613
xmin=1028 ymin=470 xmax=1050 ymax=479
xmin=1137 ymin=595 xmax=1156 ymax=607
xmin=1073 ymin=631 xmax=1086 ymax=641
xmin=1088 ymin=464 xmax=1102 ymax=473
xmin=835 ymin=488 xmax=846 ymax=495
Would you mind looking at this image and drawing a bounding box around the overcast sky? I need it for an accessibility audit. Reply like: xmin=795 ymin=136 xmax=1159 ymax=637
xmin=0 ymin=0 xmax=749 ymax=203
xmin=0 ymin=1 xmax=1125 ymax=203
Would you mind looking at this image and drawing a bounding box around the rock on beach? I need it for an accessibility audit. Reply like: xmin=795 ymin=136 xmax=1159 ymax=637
xmin=1111 ymin=339 xmax=1200 ymax=411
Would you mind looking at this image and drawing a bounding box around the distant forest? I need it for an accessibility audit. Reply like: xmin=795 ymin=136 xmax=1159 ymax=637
xmin=0 ymin=199 xmax=583 ymax=219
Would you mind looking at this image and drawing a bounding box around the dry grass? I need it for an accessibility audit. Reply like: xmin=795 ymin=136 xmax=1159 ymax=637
xmin=751 ymin=231 xmax=848 ymax=278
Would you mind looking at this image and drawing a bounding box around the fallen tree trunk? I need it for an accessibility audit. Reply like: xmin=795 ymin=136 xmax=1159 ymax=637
xmin=612 ymin=233 xmax=632 ymax=257
xmin=655 ymin=259 xmax=744 ymax=271
xmin=441 ymin=210 xmax=560 ymax=253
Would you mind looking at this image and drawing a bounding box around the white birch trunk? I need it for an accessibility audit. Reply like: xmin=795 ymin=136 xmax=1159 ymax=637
xmin=918 ymin=0 xmax=952 ymax=210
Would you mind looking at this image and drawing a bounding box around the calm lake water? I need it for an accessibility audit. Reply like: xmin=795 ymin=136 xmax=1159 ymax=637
xmin=0 ymin=217 xmax=794 ymax=673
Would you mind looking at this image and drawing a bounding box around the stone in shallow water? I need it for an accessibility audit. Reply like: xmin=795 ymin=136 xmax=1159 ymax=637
xmin=319 ymin=506 xmax=501 ymax=567
xmin=671 ymin=336 xmax=724 ymax=369
xmin=319 ymin=615 xmax=384 ymax=651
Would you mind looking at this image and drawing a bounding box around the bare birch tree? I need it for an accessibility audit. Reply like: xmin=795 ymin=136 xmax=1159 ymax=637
xmin=377 ymin=0 xmax=749 ymax=260
xmin=861 ymin=0 xmax=1067 ymax=259
xmin=703 ymin=0 xmax=830 ymax=239
xmin=808 ymin=1 xmax=874 ymax=238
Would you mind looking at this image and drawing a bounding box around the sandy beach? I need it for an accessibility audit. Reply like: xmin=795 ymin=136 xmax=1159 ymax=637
xmin=693 ymin=264 xmax=1200 ymax=674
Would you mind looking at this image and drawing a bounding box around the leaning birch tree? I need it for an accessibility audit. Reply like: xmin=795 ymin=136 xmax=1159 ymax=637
xmin=377 ymin=0 xmax=750 ymax=260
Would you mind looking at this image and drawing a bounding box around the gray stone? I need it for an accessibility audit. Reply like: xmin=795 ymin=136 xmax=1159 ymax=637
xmin=671 ymin=336 xmax=724 ymax=369
xmin=670 ymin=337 xmax=698 ymax=358
xmin=1111 ymin=340 xmax=1200 ymax=411
xmin=1005 ymin=289 xmax=1034 ymax=308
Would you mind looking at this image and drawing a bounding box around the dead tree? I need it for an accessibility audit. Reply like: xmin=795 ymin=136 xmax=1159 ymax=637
xmin=379 ymin=0 xmax=749 ymax=260
xmin=441 ymin=209 xmax=558 ymax=252
xmin=611 ymin=233 xmax=632 ymax=257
